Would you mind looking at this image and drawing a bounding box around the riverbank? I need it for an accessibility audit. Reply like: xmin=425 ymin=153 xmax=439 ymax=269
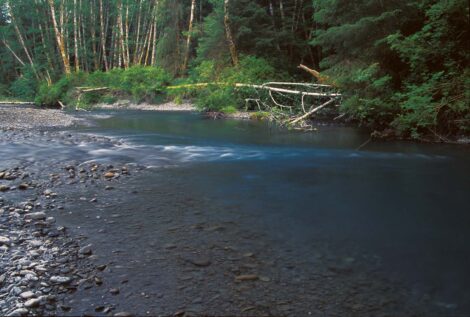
xmin=0 ymin=125 xmax=140 ymax=316
xmin=0 ymin=104 xmax=85 ymax=131
xmin=95 ymin=100 xmax=196 ymax=112
xmin=1 ymin=104 xmax=468 ymax=316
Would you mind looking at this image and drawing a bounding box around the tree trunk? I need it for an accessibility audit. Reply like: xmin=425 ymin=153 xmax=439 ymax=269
xmin=99 ymin=0 xmax=109 ymax=71
xmin=7 ymin=3 xmax=39 ymax=79
xmin=48 ymin=0 xmax=71 ymax=74
xmin=73 ymin=0 xmax=80 ymax=72
xmin=182 ymin=0 xmax=196 ymax=71
xmin=90 ymin=0 xmax=99 ymax=70
xmin=224 ymin=0 xmax=238 ymax=66
xmin=117 ymin=0 xmax=128 ymax=68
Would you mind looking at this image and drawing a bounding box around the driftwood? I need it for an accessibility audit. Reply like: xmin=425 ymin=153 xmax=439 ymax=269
xmin=298 ymin=64 xmax=335 ymax=86
xmin=75 ymin=87 xmax=109 ymax=110
xmin=168 ymin=81 xmax=341 ymax=129
xmin=287 ymin=98 xmax=336 ymax=125
xmin=0 ymin=101 xmax=35 ymax=105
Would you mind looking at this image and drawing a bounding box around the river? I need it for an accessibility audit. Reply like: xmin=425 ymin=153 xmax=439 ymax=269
xmin=2 ymin=110 xmax=469 ymax=316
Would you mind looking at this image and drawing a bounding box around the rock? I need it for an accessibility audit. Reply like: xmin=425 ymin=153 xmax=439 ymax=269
xmin=60 ymin=305 xmax=71 ymax=312
xmin=24 ymin=298 xmax=41 ymax=308
xmin=104 ymin=172 xmax=115 ymax=178
xmin=259 ymin=276 xmax=271 ymax=282
xmin=114 ymin=312 xmax=133 ymax=317
xmin=18 ymin=183 xmax=29 ymax=190
xmin=0 ymin=236 xmax=11 ymax=245
xmin=164 ymin=243 xmax=177 ymax=250
xmin=187 ymin=256 xmax=211 ymax=267
xmin=50 ymin=276 xmax=72 ymax=284
xmin=79 ymin=244 xmax=93 ymax=255
xmin=7 ymin=308 xmax=29 ymax=316
xmin=20 ymin=291 xmax=35 ymax=299
xmin=109 ymin=288 xmax=120 ymax=295
xmin=0 ymin=185 xmax=9 ymax=192
xmin=25 ymin=212 xmax=46 ymax=220
xmin=29 ymin=240 xmax=43 ymax=247
xmin=97 ymin=264 xmax=107 ymax=271
xmin=43 ymin=189 xmax=53 ymax=195
xmin=95 ymin=306 xmax=105 ymax=312
xmin=235 ymin=274 xmax=259 ymax=281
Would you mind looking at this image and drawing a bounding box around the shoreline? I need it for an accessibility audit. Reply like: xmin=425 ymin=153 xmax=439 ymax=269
xmin=0 ymin=127 xmax=140 ymax=316
xmin=1 ymin=102 xmax=468 ymax=145
xmin=0 ymin=104 xmax=465 ymax=316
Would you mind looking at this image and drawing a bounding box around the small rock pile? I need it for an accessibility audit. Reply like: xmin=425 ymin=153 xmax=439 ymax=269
xmin=0 ymin=192 xmax=100 ymax=316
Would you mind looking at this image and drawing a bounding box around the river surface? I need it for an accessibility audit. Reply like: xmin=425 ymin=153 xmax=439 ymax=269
xmin=2 ymin=110 xmax=470 ymax=315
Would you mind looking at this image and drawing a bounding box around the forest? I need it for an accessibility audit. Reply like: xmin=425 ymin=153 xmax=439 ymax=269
xmin=0 ymin=0 xmax=469 ymax=140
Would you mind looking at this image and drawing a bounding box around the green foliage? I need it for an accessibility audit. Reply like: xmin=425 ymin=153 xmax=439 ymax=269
xmin=313 ymin=0 xmax=469 ymax=138
xmin=191 ymin=56 xmax=287 ymax=112
xmin=9 ymin=68 xmax=38 ymax=100
xmin=35 ymin=66 xmax=172 ymax=108
xmin=195 ymin=86 xmax=237 ymax=112
xmin=0 ymin=0 xmax=468 ymax=139
xmin=101 ymin=94 xmax=118 ymax=105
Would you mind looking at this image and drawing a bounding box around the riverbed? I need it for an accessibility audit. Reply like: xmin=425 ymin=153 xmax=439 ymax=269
xmin=1 ymin=108 xmax=469 ymax=316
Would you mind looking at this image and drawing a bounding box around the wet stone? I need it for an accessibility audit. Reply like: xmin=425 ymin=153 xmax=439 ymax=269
xmin=109 ymin=288 xmax=120 ymax=295
xmin=50 ymin=276 xmax=72 ymax=284
xmin=187 ymin=256 xmax=212 ymax=267
xmin=79 ymin=244 xmax=93 ymax=255
xmin=0 ymin=236 xmax=11 ymax=245
xmin=25 ymin=212 xmax=46 ymax=220
xmin=24 ymin=297 xmax=42 ymax=308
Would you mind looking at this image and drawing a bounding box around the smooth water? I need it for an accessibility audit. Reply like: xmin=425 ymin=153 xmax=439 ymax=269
xmin=81 ymin=112 xmax=470 ymax=309
xmin=3 ymin=110 xmax=470 ymax=314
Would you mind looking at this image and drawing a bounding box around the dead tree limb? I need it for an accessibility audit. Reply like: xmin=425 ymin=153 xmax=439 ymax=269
xmin=298 ymin=64 xmax=335 ymax=87
xmin=287 ymin=98 xmax=336 ymax=125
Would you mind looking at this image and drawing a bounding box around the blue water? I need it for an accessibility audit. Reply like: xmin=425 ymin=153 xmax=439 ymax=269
xmin=74 ymin=111 xmax=470 ymax=311
xmin=3 ymin=110 xmax=469 ymax=314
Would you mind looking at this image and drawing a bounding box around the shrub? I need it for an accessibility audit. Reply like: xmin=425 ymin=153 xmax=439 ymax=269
xmin=118 ymin=66 xmax=171 ymax=102
xmin=9 ymin=68 xmax=38 ymax=100
xmin=192 ymin=55 xmax=287 ymax=111
xmin=34 ymin=67 xmax=172 ymax=108
xmin=195 ymin=86 xmax=237 ymax=111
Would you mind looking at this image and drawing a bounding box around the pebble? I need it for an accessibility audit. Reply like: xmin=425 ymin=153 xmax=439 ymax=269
xmin=235 ymin=274 xmax=259 ymax=281
xmin=79 ymin=244 xmax=93 ymax=255
xmin=50 ymin=276 xmax=72 ymax=284
xmin=104 ymin=172 xmax=115 ymax=178
xmin=187 ymin=256 xmax=212 ymax=267
xmin=109 ymin=288 xmax=120 ymax=295
xmin=25 ymin=212 xmax=46 ymax=220
xmin=24 ymin=297 xmax=41 ymax=308
xmin=0 ymin=236 xmax=11 ymax=245
xmin=7 ymin=308 xmax=29 ymax=316
xmin=18 ymin=183 xmax=29 ymax=190
xmin=19 ymin=291 xmax=35 ymax=299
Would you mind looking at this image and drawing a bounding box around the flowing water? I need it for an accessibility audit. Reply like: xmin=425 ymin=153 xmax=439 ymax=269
xmin=2 ymin=110 xmax=469 ymax=315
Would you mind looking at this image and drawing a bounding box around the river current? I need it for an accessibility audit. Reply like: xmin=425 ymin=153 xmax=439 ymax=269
xmin=2 ymin=110 xmax=469 ymax=315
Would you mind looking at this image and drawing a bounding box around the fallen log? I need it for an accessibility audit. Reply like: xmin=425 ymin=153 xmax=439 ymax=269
xmin=234 ymin=83 xmax=340 ymax=97
xmin=76 ymin=87 xmax=109 ymax=93
xmin=298 ymin=64 xmax=336 ymax=87
xmin=287 ymin=98 xmax=336 ymax=125
xmin=0 ymin=101 xmax=35 ymax=105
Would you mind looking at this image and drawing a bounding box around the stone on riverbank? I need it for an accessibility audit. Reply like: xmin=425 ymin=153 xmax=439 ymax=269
xmin=50 ymin=276 xmax=72 ymax=284
xmin=0 ymin=236 xmax=11 ymax=245
xmin=25 ymin=212 xmax=46 ymax=220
